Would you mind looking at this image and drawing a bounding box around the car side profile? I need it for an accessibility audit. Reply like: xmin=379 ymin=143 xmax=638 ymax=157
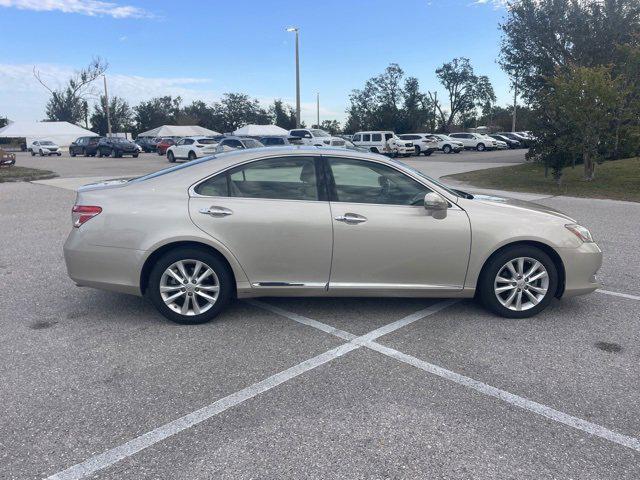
xmin=289 ymin=128 xmax=346 ymax=147
xmin=397 ymin=134 xmax=438 ymax=156
xmin=167 ymin=136 xmax=222 ymax=162
xmin=69 ymin=136 xmax=102 ymax=157
xmin=352 ymin=131 xmax=414 ymax=157
xmin=449 ymin=133 xmax=497 ymax=151
xmin=215 ymin=137 xmax=264 ymax=153
xmin=427 ymin=134 xmax=464 ymax=154
xmin=64 ymin=147 xmax=602 ymax=325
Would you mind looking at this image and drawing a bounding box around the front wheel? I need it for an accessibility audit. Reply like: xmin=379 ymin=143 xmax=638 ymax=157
xmin=133 ymin=152 xmax=139 ymax=158
xmin=442 ymin=145 xmax=452 ymax=154
xmin=477 ymin=245 xmax=558 ymax=319
xmin=476 ymin=143 xmax=486 ymax=152
xmin=147 ymin=248 xmax=233 ymax=324
xmin=39 ymin=149 xmax=44 ymax=156
xmin=414 ymin=146 xmax=421 ymax=156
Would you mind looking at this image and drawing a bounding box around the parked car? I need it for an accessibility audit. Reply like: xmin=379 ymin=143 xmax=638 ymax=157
xmin=398 ymin=134 xmax=438 ymax=156
xmin=258 ymin=136 xmax=304 ymax=147
xmin=487 ymin=136 xmax=508 ymax=149
xmin=69 ymin=136 xmax=102 ymax=157
xmin=352 ymin=131 xmax=414 ymax=157
xmin=156 ymin=138 xmax=177 ymax=156
xmin=497 ymin=132 xmax=533 ymax=148
xmin=29 ymin=140 xmax=61 ymax=156
xmin=64 ymin=146 xmax=602 ymax=325
xmin=215 ymin=137 xmax=264 ymax=153
xmin=0 ymin=148 xmax=16 ymax=167
xmin=135 ymin=137 xmax=159 ymax=153
xmin=342 ymin=138 xmax=369 ymax=152
xmin=426 ymin=134 xmax=464 ymax=154
xmin=167 ymin=136 xmax=222 ymax=163
xmin=449 ymin=133 xmax=497 ymax=151
xmin=96 ymin=137 xmax=139 ymax=158
xmin=289 ymin=128 xmax=345 ymax=147
xmin=489 ymin=134 xmax=521 ymax=149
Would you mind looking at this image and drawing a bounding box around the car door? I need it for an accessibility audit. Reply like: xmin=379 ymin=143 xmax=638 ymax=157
xmin=325 ymin=156 xmax=471 ymax=293
xmin=189 ymin=155 xmax=333 ymax=289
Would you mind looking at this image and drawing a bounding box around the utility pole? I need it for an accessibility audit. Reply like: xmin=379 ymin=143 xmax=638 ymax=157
xmin=432 ymin=91 xmax=438 ymax=132
xmin=103 ymin=75 xmax=112 ymax=137
xmin=286 ymin=27 xmax=301 ymax=128
xmin=316 ymin=92 xmax=320 ymax=128
xmin=511 ymin=76 xmax=518 ymax=132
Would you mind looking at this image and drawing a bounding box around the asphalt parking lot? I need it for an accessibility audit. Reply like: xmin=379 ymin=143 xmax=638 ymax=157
xmin=1 ymin=149 xmax=639 ymax=479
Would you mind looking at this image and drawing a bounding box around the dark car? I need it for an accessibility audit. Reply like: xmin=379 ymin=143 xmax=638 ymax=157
xmin=156 ymin=138 xmax=176 ymax=156
xmin=489 ymin=134 xmax=521 ymax=149
xmin=97 ymin=137 xmax=139 ymax=158
xmin=258 ymin=136 xmax=304 ymax=147
xmin=497 ymin=132 xmax=532 ymax=148
xmin=135 ymin=137 xmax=159 ymax=153
xmin=70 ymin=136 xmax=102 ymax=157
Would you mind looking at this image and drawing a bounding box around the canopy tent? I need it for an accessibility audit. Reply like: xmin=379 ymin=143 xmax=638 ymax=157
xmin=232 ymin=124 xmax=289 ymax=137
xmin=137 ymin=125 xmax=220 ymax=138
xmin=0 ymin=121 xmax=97 ymax=147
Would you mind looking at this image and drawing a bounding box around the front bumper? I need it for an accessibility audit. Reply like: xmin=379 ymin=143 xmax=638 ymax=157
xmin=558 ymin=242 xmax=603 ymax=297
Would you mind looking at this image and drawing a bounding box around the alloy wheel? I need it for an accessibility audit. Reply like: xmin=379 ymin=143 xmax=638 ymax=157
xmin=493 ymin=257 xmax=549 ymax=311
xmin=160 ymin=259 xmax=220 ymax=316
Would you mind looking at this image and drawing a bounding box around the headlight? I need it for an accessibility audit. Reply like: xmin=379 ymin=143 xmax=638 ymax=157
xmin=565 ymin=224 xmax=594 ymax=243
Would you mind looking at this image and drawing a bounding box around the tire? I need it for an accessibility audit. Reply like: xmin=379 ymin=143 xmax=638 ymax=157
xmin=146 ymin=247 xmax=234 ymax=325
xmin=157 ymin=150 xmax=163 ymax=156
xmin=476 ymin=143 xmax=486 ymax=152
xmin=370 ymin=147 xmax=378 ymax=154
xmin=167 ymin=151 xmax=176 ymax=163
xmin=31 ymin=150 xmax=35 ymax=156
xmin=82 ymin=148 xmax=87 ymax=157
xmin=454 ymin=149 xmax=461 ymax=154
xmin=414 ymin=146 xmax=421 ymax=156
xmin=39 ymin=149 xmax=44 ymax=156
xmin=188 ymin=151 xmax=196 ymax=161
xmin=443 ymin=145 xmax=452 ymax=154
xmin=133 ymin=152 xmax=139 ymax=158
xmin=423 ymin=150 xmax=432 ymax=156
xmin=97 ymin=149 xmax=103 ymax=158
xmin=477 ymin=245 xmax=558 ymax=319
xmin=109 ymin=148 xmax=116 ymax=158
xmin=70 ymin=149 xmax=76 ymax=157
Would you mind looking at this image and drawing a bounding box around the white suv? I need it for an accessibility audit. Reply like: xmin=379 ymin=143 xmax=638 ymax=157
xmin=29 ymin=140 xmax=61 ymax=156
xmin=397 ymin=134 xmax=439 ymax=156
xmin=166 ymin=136 xmax=221 ymax=162
xmin=428 ymin=134 xmax=464 ymax=154
xmin=289 ymin=128 xmax=345 ymax=147
xmin=448 ymin=133 xmax=497 ymax=151
xmin=352 ymin=131 xmax=414 ymax=157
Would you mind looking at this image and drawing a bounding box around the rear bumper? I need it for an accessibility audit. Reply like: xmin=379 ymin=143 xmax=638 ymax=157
xmin=558 ymin=242 xmax=603 ymax=297
xmin=64 ymin=229 xmax=144 ymax=296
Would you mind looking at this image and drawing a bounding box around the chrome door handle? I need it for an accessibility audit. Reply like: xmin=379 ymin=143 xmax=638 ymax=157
xmin=334 ymin=213 xmax=367 ymax=224
xmin=199 ymin=206 xmax=233 ymax=217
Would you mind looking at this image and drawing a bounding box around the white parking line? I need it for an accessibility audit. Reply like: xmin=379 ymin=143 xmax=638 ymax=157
xmin=252 ymin=300 xmax=640 ymax=454
xmin=598 ymin=289 xmax=640 ymax=301
xmin=46 ymin=300 xmax=456 ymax=480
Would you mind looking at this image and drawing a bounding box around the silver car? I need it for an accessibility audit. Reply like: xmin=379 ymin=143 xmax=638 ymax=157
xmin=64 ymin=147 xmax=602 ymax=324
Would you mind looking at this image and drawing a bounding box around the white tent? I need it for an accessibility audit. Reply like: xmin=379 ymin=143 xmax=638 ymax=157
xmin=0 ymin=121 xmax=97 ymax=147
xmin=232 ymin=124 xmax=289 ymax=137
xmin=137 ymin=125 xmax=220 ymax=138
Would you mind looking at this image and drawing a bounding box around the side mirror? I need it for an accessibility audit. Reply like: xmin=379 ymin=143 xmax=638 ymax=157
xmin=424 ymin=192 xmax=448 ymax=211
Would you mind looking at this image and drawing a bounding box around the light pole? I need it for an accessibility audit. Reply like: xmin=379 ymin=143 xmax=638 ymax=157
xmin=316 ymin=92 xmax=319 ymax=128
xmin=103 ymin=75 xmax=112 ymax=137
xmin=286 ymin=27 xmax=301 ymax=128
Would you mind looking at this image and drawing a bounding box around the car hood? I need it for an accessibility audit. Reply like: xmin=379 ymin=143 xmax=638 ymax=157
xmin=465 ymin=194 xmax=576 ymax=222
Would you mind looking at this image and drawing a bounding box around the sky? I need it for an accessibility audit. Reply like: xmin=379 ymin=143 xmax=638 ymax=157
xmin=0 ymin=0 xmax=511 ymax=126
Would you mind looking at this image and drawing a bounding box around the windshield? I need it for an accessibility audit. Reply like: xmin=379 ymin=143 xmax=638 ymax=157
xmin=311 ymin=129 xmax=330 ymax=137
xmin=129 ymin=156 xmax=216 ymax=183
xmin=387 ymin=158 xmax=465 ymax=198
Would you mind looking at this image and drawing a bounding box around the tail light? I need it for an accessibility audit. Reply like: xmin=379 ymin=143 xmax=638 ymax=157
xmin=72 ymin=205 xmax=102 ymax=228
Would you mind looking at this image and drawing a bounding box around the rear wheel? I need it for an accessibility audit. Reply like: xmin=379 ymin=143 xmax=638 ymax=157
xmin=478 ymin=245 xmax=558 ymax=319
xmin=147 ymin=248 xmax=233 ymax=325
xmin=167 ymin=151 xmax=176 ymax=163
xmin=133 ymin=152 xmax=139 ymax=158
xmin=188 ymin=151 xmax=196 ymax=161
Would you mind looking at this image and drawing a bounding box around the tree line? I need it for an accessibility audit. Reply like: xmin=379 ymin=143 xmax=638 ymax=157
xmin=501 ymin=0 xmax=640 ymax=181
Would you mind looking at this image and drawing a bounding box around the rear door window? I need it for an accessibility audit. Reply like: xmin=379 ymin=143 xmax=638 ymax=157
xmin=372 ymin=133 xmax=382 ymax=142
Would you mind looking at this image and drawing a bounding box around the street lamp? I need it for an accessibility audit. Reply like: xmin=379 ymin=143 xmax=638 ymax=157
xmin=286 ymin=26 xmax=301 ymax=128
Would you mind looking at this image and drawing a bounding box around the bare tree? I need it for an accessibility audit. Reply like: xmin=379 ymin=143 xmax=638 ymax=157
xmin=34 ymin=57 xmax=108 ymax=124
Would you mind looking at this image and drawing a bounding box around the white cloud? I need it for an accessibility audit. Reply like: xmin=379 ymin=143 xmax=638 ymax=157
xmin=0 ymin=0 xmax=153 ymax=18
xmin=472 ymin=0 xmax=508 ymax=8
xmin=0 ymin=63 xmax=345 ymax=125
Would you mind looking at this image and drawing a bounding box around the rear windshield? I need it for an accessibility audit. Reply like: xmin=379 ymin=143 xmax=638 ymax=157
xmin=129 ymin=156 xmax=216 ymax=183
xmin=197 ymin=138 xmax=218 ymax=144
